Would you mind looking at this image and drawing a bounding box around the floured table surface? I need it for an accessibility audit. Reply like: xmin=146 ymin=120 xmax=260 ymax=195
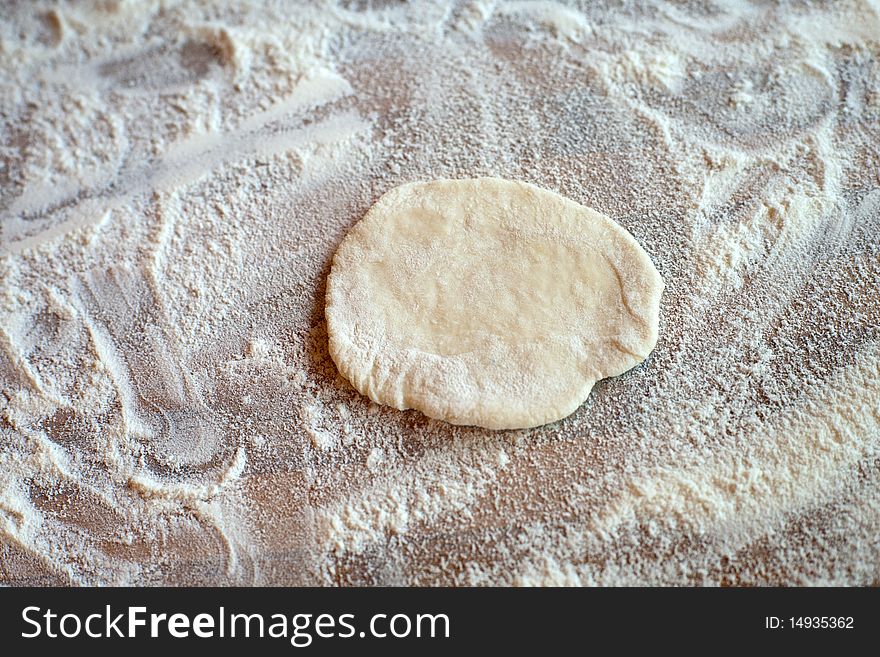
xmin=1 ymin=1 xmax=878 ymax=585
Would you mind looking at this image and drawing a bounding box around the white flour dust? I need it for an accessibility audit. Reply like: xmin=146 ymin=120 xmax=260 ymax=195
xmin=1 ymin=1 xmax=878 ymax=585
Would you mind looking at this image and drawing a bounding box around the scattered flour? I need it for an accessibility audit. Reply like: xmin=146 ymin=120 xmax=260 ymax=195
xmin=0 ymin=0 xmax=878 ymax=585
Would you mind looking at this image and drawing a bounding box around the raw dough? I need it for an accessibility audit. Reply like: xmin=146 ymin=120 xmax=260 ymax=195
xmin=325 ymin=178 xmax=663 ymax=429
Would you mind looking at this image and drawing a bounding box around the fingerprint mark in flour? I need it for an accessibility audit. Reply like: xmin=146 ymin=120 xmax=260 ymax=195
xmin=73 ymin=265 xmax=234 ymax=474
xmin=98 ymin=40 xmax=228 ymax=92
xmin=1 ymin=73 xmax=358 ymax=254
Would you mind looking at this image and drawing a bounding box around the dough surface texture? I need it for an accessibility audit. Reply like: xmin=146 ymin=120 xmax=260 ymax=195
xmin=326 ymin=178 xmax=663 ymax=429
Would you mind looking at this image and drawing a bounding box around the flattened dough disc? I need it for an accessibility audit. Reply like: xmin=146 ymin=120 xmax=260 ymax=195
xmin=325 ymin=178 xmax=664 ymax=430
